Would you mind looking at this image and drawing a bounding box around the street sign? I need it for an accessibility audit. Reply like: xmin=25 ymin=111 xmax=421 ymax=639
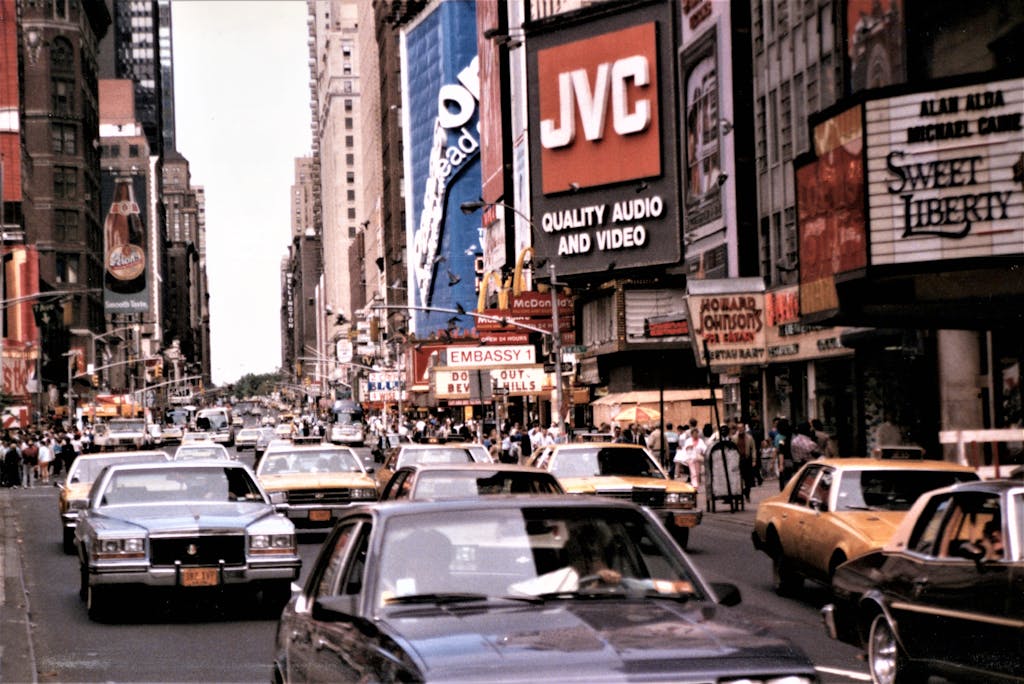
xmin=492 ymin=387 xmax=510 ymax=396
xmin=543 ymin=362 xmax=574 ymax=373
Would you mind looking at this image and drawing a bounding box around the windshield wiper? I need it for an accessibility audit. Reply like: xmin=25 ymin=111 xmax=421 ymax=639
xmin=384 ymin=592 xmax=490 ymax=605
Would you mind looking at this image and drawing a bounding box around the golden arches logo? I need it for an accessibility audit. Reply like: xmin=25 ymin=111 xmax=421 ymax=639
xmin=477 ymin=270 xmax=509 ymax=311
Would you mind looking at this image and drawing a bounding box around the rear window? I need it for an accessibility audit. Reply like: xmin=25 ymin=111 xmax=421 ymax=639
xmin=836 ymin=469 xmax=980 ymax=511
xmin=397 ymin=448 xmax=475 ymax=468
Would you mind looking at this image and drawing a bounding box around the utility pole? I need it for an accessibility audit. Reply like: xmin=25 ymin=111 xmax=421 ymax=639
xmin=549 ymin=262 xmax=564 ymax=433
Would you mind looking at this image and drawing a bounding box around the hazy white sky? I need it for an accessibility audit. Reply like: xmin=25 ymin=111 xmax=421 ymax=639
xmin=171 ymin=1 xmax=311 ymax=385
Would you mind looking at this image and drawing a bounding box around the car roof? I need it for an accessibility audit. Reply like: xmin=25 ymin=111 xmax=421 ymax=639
xmin=101 ymin=460 xmax=248 ymax=473
xmin=348 ymin=494 xmax=648 ymax=520
xmin=73 ymin=450 xmax=167 ymax=461
xmin=398 ymin=463 xmax=551 ymax=475
xmin=807 ymin=457 xmax=977 ymax=472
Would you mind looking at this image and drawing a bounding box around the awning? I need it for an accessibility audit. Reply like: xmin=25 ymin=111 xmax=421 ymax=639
xmin=591 ymin=390 xmax=713 ymax=406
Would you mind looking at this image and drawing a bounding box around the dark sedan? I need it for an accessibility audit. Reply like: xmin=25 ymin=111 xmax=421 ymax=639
xmin=823 ymin=479 xmax=1023 ymax=684
xmin=379 ymin=463 xmax=565 ymax=501
xmin=273 ymin=497 xmax=818 ymax=683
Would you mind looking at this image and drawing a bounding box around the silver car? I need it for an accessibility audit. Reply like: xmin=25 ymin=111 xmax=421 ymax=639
xmin=74 ymin=461 xmax=301 ymax=621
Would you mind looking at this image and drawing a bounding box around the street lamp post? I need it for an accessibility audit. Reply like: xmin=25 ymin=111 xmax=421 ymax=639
xmin=459 ymin=199 xmax=570 ymax=431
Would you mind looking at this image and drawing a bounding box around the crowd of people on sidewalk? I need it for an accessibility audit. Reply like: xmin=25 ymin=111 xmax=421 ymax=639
xmin=0 ymin=424 xmax=99 ymax=489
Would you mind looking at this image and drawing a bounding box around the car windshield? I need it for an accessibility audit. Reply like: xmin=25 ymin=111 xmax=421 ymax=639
xmin=175 ymin=446 xmax=228 ymax=460
xmin=396 ymin=447 xmax=475 ymax=468
xmin=70 ymin=453 xmax=166 ymax=483
xmin=836 ymin=469 xmax=979 ymax=511
xmin=413 ymin=470 xmax=562 ymax=499
xmin=98 ymin=466 xmax=264 ymax=505
xmin=375 ymin=507 xmax=702 ymax=609
xmin=110 ymin=420 xmax=145 ymax=432
xmin=550 ymin=447 xmax=665 ymax=479
xmin=259 ymin=449 xmax=363 ymax=475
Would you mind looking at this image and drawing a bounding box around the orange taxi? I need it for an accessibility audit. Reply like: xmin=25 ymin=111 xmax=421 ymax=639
xmin=528 ymin=442 xmax=701 ymax=549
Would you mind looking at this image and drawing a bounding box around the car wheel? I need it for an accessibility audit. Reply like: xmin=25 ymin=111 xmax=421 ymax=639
xmin=79 ymin=562 xmax=89 ymax=601
xmin=868 ymin=613 xmax=923 ymax=684
xmin=668 ymin=523 xmax=690 ymax=550
xmin=87 ymin=584 xmax=113 ymax=621
xmin=261 ymin=580 xmax=292 ymax=617
xmin=63 ymin=528 xmax=76 ymax=555
xmin=771 ymin=550 xmax=803 ymax=596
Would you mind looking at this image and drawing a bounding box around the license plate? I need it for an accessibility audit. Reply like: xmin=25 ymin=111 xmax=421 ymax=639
xmin=673 ymin=514 xmax=698 ymax=527
xmin=309 ymin=509 xmax=331 ymax=522
xmin=180 ymin=567 xmax=219 ymax=587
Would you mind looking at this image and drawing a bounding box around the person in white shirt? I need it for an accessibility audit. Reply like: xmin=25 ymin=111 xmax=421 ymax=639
xmin=674 ymin=428 xmax=707 ymax=488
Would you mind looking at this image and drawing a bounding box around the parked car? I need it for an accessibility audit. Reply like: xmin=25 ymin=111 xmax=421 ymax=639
xmin=255 ymin=444 xmax=377 ymax=530
xmin=375 ymin=443 xmax=492 ymax=493
xmin=823 ymin=478 xmax=1023 ymax=684
xmin=271 ymin=497 xmax=818 ymax=683
xmin=235 ymin=427 xmax=263 ymax=451
xmin=74 ymin=461 xmax=301 ymax=621
xmin=58 ymin=450 xmax=169 ymax=554
xmin=173 ymin=442 xmax=233 ymax=461
xmin=379 ymin=463 xmax=564 ymax=501
xmin=752 ymin=458 xmax=979 ymax=594
xmin=527 ymin=442 xmax=701 ymax=549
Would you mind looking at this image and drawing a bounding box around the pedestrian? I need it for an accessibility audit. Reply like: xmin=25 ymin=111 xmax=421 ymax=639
xmin=789 ymin=422 xmax=820 ymax=473
xmin=21 ymin=438 xmax=39 ymax=487
xmin=811 ymin=418 xmax=835 ymax=458
xmin=646 ymin=423 xmax=662 ymax=463
xmin=1 ymin=440 xmax=20 ymax=487
xmin=60 ymin=436 xmax=77 ymax=475
xmin=775 ymin=418 xmax=793 ymax=490
xmin=675 ymin=428 xmax=706 ymax=487
xmin=664 ymin=423 xmax=679 ymax=469
xmin=760 ymin=438 xmax=777 ymax=480
xmin=612 ymin=425 xmax=625 ymax=443
xmin=734 ymin=423 xmax=757 ymax=502
xmin=619 ymin=424 xmax=634 ymax=444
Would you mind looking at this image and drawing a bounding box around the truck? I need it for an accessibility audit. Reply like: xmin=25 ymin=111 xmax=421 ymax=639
xmin=95 ymin=418 xmax=149 ymax=451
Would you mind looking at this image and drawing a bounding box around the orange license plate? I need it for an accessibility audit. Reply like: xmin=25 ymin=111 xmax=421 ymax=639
xmin=309 ymin=510 xmax=331 ymax=522
xmin=181 ymin=567 xmax=219 ymax=587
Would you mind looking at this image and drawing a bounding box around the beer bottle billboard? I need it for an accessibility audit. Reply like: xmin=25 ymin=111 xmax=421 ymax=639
xmin=103 ymin=175 xmax=149 ymax=312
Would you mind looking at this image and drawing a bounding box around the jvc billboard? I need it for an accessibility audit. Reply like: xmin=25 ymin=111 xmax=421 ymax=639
xmin=401 ymin=1 xmax=481 ymax=336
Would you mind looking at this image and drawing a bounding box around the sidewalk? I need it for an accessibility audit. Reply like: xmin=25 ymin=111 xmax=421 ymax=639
xmin=697 ymin=475 xmax=779 ymax=527
xmin=0 ymin=487 xmax=37 ymax=684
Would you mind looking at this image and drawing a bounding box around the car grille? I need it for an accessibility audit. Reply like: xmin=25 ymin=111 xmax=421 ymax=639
xmin=150 ymin=535 xmax=246 ymax=567
xmin=285 ymin=488 xmax=355 ymax=505
xmin=594 ymin=487 xmax=666 ymax=508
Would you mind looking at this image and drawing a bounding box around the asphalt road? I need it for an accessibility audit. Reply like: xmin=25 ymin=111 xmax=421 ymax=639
xmin=1 ymin=443 xmax=873 ymax=683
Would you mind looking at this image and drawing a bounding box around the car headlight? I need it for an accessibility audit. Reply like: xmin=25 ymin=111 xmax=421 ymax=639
xmin=250 ymin=533 xmax=296 ymax=555
xmin=666 ymin=492 xmax=681 ymax=504
xmin=93 ymin=537 xmax=146 ymax=560
xmin=351 ymin=487 xmax=376 ymax=500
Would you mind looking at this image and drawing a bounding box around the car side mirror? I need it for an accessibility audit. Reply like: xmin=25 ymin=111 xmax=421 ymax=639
xmin=312 ymin=595 xmax=359 ymax=623
xmin=710 ymin=582 xmax=742 ymax=607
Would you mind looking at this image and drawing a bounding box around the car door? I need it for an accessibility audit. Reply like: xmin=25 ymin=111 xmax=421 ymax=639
xmin=906 ymin=492 xmax=1018 ymax=674
xmin=795 ymin=466 xmax=839 ymax=577
xmin=780 ymin=465 xmax=822 ymax=574
xmin=380 ymin=469 xmax=411 ymax=501
xmin=308 ymin=522 xmax=377 ymax=682
xmin=284 ymin=521 xmax=359 ymax=682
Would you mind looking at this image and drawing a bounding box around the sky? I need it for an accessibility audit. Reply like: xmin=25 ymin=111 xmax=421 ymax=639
xmin=171 ymin=1 xmax=311 ymax=386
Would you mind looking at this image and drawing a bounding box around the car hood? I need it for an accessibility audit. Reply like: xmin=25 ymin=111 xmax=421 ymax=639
xmin=382 ymin=599 xmax=811 ymax=682
xmin=259 ymin=473 xmax=375 ymax=490
xmin=833 ymin=510 xmax=906 ymax=546
xmin=89 ymin=503 xmax=279 ymax=533
xmin=558 ymin=476 xmax=695 ymax=494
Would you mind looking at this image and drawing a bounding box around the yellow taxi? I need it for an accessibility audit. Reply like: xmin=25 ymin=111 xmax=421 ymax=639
xmin=752 ymin=457 xmax=979 ymax=595
xmin=527 ymin=442 xmax=701 ymax=549
xmin=58 ymin=450 xmax=169 ymax=554
xmin=255 ymin=444 xmax=377 ymax=530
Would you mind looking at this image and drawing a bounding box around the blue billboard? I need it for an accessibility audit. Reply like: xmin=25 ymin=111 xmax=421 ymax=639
xmin=401 ymin=0 xmax=480 ymax=337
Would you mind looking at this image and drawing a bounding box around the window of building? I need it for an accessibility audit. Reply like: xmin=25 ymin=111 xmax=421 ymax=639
xmin=344 ymin=99 xmax=353 ymax=112
xmin=346 ymin=189 xmax=355 ymax=201
xmin=759 ymin=216 xmax=771 ymax=278
xmin=347 ymin=208 xmax=356 ymax=220
xmin=345 ymin=135 xmax=354 ymax=148
xmin=51 ymin=124 xmax=77 ymax=155
xmin=756 ymin=95 xmax=767 ymax=174
xmin=780 ymin=82 xmax=792 ymax=161
xmin=753 ymin=0 xmax=764 ymax=53
xmin=346 ymin=153 xmax=354 ymax=166
xmin=343 ymin=80 xmax=352 ymax=94
xmin=54 ymin=210 xmax=79 ymax=241
xmin=806 ymin=63 xmax=819 ymax=116
xmin=345 ymin=117 xmax=353 ymax=130
xmin=777 ymin=0 xmax=789 ymax=34
xmin=54 ymin=166 xmax=77 ymax=200
xmin=343 ymin=63 xmax=352 ymax=75
xmin=52 ymin=78 xmax=74 ymax=116
xmin=50 ymin=37 xmax=74 ymax=72
xmin=821 ymin=54 xmax=834 ymax=106
xmin=794 ymin=73 xmax=806 ymax=155
xmin=128 ymin=144 xmax=140 ymax=157
xmin=55 ymin=253 xmax=79 ymax=284
xmin=768 ymin=89 xmax=779 ymax=163
xmin=346 ymin=171 xmax=354 ymax=184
